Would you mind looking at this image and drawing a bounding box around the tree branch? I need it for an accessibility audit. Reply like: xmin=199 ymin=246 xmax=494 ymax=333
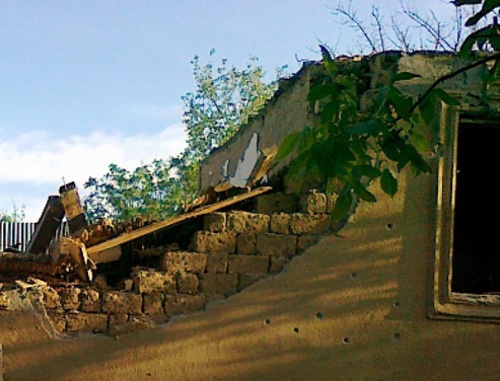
xmin=409 ymin=53 xmax=500 ymax=115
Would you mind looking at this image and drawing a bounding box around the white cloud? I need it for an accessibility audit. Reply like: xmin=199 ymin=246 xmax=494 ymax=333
xmin=0 ymin=124 xmax=186 ymax=185
xmin=0 ymin=124 xmax=187 ymax=221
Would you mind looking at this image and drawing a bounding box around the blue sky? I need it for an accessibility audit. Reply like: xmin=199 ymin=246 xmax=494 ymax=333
xmin=0 ymin=0 xmax=460 ymax=221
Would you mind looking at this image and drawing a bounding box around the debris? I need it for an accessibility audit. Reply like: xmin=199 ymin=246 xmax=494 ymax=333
xmin=26 ymin=195 xmax=65 ymax=255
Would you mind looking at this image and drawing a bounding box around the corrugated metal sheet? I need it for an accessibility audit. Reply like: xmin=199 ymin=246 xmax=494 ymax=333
xmin=0 ymin=222 xmax=37 ymax=252
xmin=0 ymin=222 xmax=69 ymax=252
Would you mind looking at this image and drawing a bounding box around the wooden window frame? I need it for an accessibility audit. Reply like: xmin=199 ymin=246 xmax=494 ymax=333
xmin=431 ymin=103 xmax=500 ymax=322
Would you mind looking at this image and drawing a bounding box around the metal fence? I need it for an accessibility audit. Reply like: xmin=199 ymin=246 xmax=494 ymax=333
xmin=0 ymin=222 xmax=37 ymax=252
xmin=0 ymin=222 xmax=69 ymax=253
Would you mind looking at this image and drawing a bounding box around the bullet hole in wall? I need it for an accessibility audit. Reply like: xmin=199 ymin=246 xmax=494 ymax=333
xmin=342 ymin=337 xmax=350 ymax=344
xmin=293 ymin=327 xmax=300 ymax=334
xmin=386 ymin=223 xmax=394 ymax=230
xmin=349 ymin=272 xmax=358 ymax=280
xmin=315 ymin=312 xmax=324 ymax=320
xmin=264 ymin=319 xmax=271 ymax=325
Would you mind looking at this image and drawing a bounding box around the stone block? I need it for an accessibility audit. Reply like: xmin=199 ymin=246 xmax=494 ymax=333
xmin=59 ymin=287 xmax=81 ymax=311
xmin=0 ymin=292 xmax=9 ymax=310
xmin=109 ymin=313 xmax=128 ymax=326
xmin=133 ymin=268 xmax=176 ymax=294
xmin=206 ymin=252 xmax=228 ymax=274
xmin=66 ymin=312 xmax=108 ymax=333
xmin=300 ymin=190 xmax=327 ymax=214
xmin=190 ymin=232 xmax=236 ymax=254
xmin=270 ymin=213 xmax=291 ymax=234
xmin=41 ymin=287 xmax=61 ymax=310
xmin=109 ymin=315 xmax=154 ymax=337
xmin=269 ymin=256 xmax=289 ymax=274
xmin=177 ymin=273 xmax=199 ymax=295
xmin=227 ymin=212 xmax=270 ymax=234
xmin=256 ymin=233 xmax=297 ymax=258
xmin=237 ymin=233 xmax=257 ymax=254
xmin=228 ymin=255 xmax=269 ymax=275
xmin=161 ymin=252 xmax=208 ymax=275
xmin=200 ymin=274 xmax=238 ymax=296
xmin=238 ymin=274 xmax=264 ymax=290
xmin=290 ymin=214 xmax=330 ymax=235
xmin=164 ymin=294 xmax=206 ymax=315
xmin=255 ymin=192 xmax=297 ymax=214
xmin=47 ymin=311 xmax=66 ymax=332
xmin=79 ymin=288 xmax=101 ymax=313
xmin=297 ymin=235 xmax=320 ymax=253
xmin=204 ymin=213 xmax=226 ymax=232
xmin=143 ymin=292 xmax=164 ymax=315
xmin=103 ymin=291 xmax=142 ymax=315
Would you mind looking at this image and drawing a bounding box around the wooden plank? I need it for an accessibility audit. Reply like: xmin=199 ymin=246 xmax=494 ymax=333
xmin=90 ymin=246 xmax=122 ymax=264
xmin=87 ymin=186 xmax=272 ymax=255
xmin=26 ymin=196 xmax=65 ymax=254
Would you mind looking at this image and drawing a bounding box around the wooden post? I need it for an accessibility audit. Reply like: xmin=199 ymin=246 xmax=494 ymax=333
xmin=1 ymin=343 xmax=4 ymax=381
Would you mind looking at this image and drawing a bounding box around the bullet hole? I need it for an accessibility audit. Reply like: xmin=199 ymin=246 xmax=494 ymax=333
xmin=349 ymin=272 xmax=358 ymax=280
xmin=386 ymin=223 xmax=394 ymax=230
xmin=293 ymin=327 xmax=300 ymax=334
xmin=264 ymin=319 xmax=271 ymax=325
xmin=342 ymin=337 xmax=350 ymax=344
xmin=394 ymin=301 xmax=401 ymax=308
xmin=393 ymin=332 xmax=401 ymax=341
xmin=315 ymin=312 xmax=324 ymax=320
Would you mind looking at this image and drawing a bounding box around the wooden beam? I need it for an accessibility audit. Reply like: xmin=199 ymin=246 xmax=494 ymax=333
xmin=27 ymin=196 xmax=65 ymax=255
xmin=87 ymin=186 xmax=272 ymax=255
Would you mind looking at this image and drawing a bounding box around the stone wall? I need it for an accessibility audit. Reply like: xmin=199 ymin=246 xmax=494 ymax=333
xmin=25 ymin=190 xmax=335 ymax=336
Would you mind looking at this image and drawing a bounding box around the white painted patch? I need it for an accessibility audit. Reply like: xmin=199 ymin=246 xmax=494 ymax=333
xmin=221 ymin=159 xmax=229 ymax=179
xmin=230 ymin=133 xmax=260 ymax=188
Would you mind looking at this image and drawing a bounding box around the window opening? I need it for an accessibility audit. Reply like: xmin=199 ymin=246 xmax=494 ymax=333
xmin=452 ymin=121 xmax=500 ymax=294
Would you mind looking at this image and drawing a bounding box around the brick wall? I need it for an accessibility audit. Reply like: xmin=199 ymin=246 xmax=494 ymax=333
xmin=16 ymin=190 xmax=337 ymax=336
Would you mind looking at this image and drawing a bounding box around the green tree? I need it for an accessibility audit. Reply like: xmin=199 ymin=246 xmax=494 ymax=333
xmin=84 ymin=52 xmax=285 ymax=223
xmin=278 ymin=0 xmax=499 ymax=223
xmin=0 ymin=202 xmax=25 ymax=223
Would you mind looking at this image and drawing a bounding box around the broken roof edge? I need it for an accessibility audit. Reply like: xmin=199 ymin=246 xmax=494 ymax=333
xmin=86 ymin=186 xmax=272 ymax=256
xmin=199 ymin=50 xmax=466 ymax=167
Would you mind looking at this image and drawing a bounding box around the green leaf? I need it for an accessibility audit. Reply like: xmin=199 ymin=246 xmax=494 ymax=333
xmin=348 ymin=119 xmax=384 ymax=136
xmin=311 ymin=140 xmax=337 ymax=178
xmin=460 ymin=25 xmax=499 ymax=57
xmin=432 ymin=88 xmax=461 ymax=106
xmin=320 ymin=101 xmax=339 ymax=124
xmin=276 ymin=131 xmax=300 ymax=161
xmin=381 ymin=169 xmax=398 ymax=197
xmin=308 ymin=84 xmax=332 ymax=101
xmin=389 ymin=87 xmax=413 ymax=121
xmin=352 ymin=181 xmax=377 ymax=203
xmin=418 ymin=95 xmax=436 ymax=126
xmin=392 ymin=72 xmax=421 ymax=82
xmin=409 ymin=132 xmax=429 ymax=152
xmin=330 ymin=186 xmax=353 ymax=223
xmin=355 ymin=164 xmax=382 ymax=179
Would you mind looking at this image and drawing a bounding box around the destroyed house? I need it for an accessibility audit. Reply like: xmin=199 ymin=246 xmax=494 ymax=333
xmin=0 ymin=51 xmax=499 ymax=380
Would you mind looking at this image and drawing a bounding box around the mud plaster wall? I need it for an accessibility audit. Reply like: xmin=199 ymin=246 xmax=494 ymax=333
xmin=1 ymin=165 xmax=499 ymax=380
xmin=200 ymin=63 xmax=316 ymax=191
xmin=1 ymin=54 xmax=499 ymax=380
xmin=201 ymin=52 xmax=497 ymax=193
